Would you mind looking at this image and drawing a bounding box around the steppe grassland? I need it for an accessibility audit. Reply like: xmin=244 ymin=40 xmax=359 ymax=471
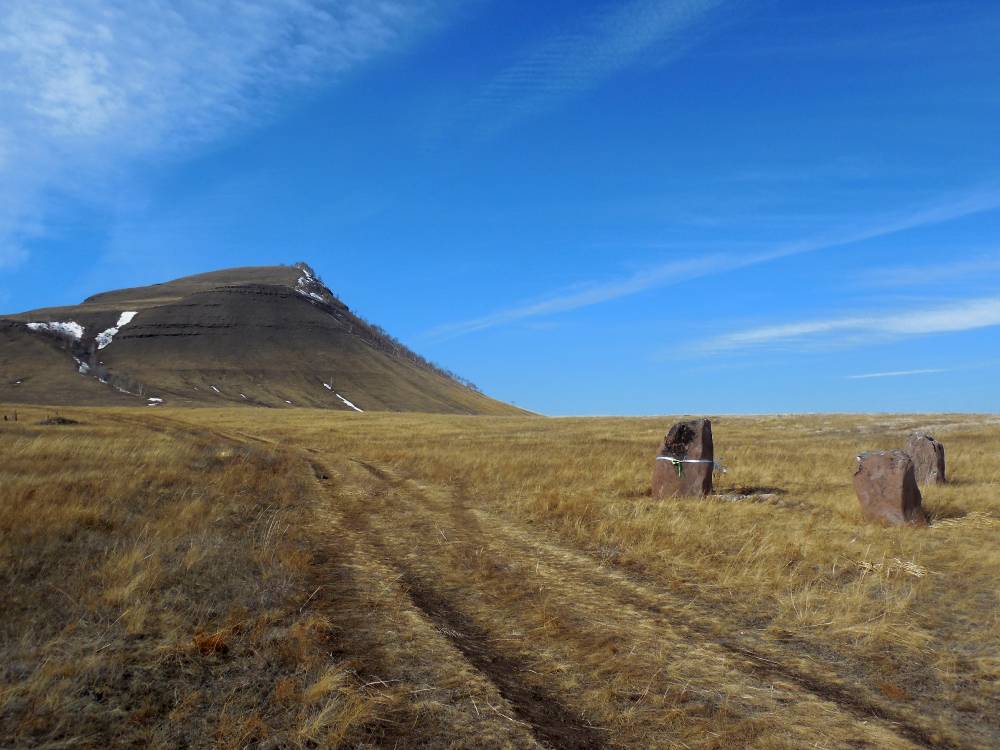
xmin=0 ymin=407 xmax=447 ymax=749
xmin=3 ymin=406 xmax=999 ymax=749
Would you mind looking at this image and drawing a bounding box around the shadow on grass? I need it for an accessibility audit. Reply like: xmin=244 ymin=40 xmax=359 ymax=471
xmin=924 ymin=506 xmax=968 ymax=523
xmin=726 ymin=485 xmax=787 ymax=497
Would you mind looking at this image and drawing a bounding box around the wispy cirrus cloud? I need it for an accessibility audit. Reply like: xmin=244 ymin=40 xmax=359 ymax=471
xmin=0 ymin=0 xmax=449 ymax=267
xmin=427 ymin=255 xmax=728 ymax=339
xmin=845 ymin=368 xmax=951 ymax=380
xmin=857 ymin=253 xmax=1000 ymax=288
xmin=462 ymin=0 xmax=732 ymax=137
xmin=697 ymin=297 xmax=1000 ymax=354
xmin=427 ymin=186 xmax=1000 ymax=340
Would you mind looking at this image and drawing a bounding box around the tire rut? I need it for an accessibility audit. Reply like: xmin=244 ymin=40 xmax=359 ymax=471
xmin=464 ymin=504 xmax=968 ymax=750
xmin=321 ymin=458 xmax=611 ymax=750
xmin=399 ymin=572 xmax=609 ymax=750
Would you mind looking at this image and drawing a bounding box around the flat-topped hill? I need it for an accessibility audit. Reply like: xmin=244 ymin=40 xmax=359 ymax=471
xmin=0 ymin=263 xmax=522 ymax=414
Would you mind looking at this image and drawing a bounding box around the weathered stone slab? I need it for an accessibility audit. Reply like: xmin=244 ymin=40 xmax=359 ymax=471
xmin=652 ymin=419 xmax=714 ymax=498
xmin=905 ymin=432 xmax=946 ymax=485
xmin=853 ymin=450 xmax=926 ymax=526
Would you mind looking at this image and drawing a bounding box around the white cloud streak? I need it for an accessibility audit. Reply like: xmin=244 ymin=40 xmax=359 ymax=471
xmin=427 ymin=255 xmax=728 ymax=339
xmin=463 ymin=0 xmax=730 ymax=136
xmin=0 ymin=0 xmax=445 ymax=266
xmin=858 ymin=253 xmax=1000 ymax=288
xmin=428 ymin=187 xmax=1000 ymax=339
xmin=700 ymin=297 xmax=1000 ymax=353
xmin=846 ymin=368 xmax=950 ymax=380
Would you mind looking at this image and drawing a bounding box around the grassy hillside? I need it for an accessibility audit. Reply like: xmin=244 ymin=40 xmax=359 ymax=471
xmin=2 ymin=407 xmax=998 ymax=748
xmin=0 ymin=264 xmax=524 ymax=415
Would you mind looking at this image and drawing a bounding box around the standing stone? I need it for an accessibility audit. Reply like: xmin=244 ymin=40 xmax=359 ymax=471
xmin=905 ymin=433 xmax=946 ymax=485
xmin=652 ymin=419 xmax=714 ymax=498
xmin=853 ymin=450 xmax=926 ymax=526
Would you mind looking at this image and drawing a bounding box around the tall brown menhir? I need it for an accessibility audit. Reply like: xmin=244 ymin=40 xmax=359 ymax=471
xmin=853 ymin=450 xmax=926 ymax=526
xmin=651 ymin=419 xmax=714 ymax=498
xmin=905 ymin=432 xmax=946 ymax=484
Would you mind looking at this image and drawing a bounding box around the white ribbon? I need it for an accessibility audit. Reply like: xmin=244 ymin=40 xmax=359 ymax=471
xmin=656 ymin=456 xmax=727 ymax=473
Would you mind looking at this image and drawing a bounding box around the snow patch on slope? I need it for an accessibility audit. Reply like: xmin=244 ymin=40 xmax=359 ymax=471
xmin=336 ymin=393 xmax=363 ymax=412
xmin=295 ymin=263 xmax=329 ymax=303
xmin=26 ymin=321 xmax=84 ymax=340
xmin=95 ymin=311 xmax=138 ymax=350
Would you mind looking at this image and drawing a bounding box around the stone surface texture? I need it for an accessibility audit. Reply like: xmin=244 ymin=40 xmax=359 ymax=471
xmin=652 ymin=419 xmax=714 ymax=498
xmin=853 ymin=450 xmax=926 ymax=526
xmin=905 ymin=432 xmax=946 ymax=485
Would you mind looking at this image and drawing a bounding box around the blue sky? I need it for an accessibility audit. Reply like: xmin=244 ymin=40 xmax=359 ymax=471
xmin=1 ymin=0 xmax=999 ymax=414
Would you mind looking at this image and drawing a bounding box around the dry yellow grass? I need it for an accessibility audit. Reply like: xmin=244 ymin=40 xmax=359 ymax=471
xmin=3 ymin=406 xmax=999 ymax=749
